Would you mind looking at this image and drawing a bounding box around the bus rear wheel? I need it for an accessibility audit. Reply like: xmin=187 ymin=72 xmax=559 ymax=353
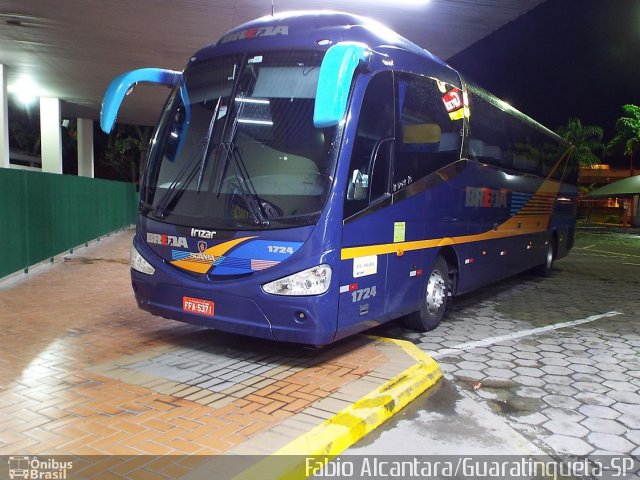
xmin=534 ymin=239 xmax=555 ymax=277
xmin=403 ymin=255 xmax=449 ymax=332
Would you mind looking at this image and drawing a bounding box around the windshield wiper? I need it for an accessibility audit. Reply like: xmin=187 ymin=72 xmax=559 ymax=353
xmin=152 ymin=151 xmax=202 ymax=219
xmin=196 ymin=97 xmax=223 ymax=193
xmin=153 ymin=101 xmax=225 ymax=219
xmin=222 ymin=143 xmax=270 ymax=227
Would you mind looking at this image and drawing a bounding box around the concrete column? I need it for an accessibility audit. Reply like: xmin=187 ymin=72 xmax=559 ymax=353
xmin=40 ymin=97 xmax=63 ymax=174
xmin=0 ymin=64 xmax=9 ymax=169
xmin=77 ymin=118 xmax=94 ymax=178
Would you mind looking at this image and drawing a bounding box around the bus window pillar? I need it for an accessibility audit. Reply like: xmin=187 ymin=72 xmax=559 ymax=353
xmin=77 ymin=118 xmax=94 ymax=178
xmin=39 ymin=97 xmax=63 ymax=174
xmin=0 ymin=64 xmax=9 ymax=169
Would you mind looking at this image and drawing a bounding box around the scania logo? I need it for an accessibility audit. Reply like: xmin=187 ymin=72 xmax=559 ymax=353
xmin=147 ymin=233 xmax=188 ymax=248
xmin=191 ymin=228 xmax=217 ymax=239
xmin=197 ymin=241 xmax=207 ymax=253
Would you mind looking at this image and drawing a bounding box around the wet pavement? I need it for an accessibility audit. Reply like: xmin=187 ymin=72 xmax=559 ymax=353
xmin=352 ymin=228 xmax=640 ymax=457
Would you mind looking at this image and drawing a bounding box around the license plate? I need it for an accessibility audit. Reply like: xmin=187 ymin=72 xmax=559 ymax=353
xmin=182 ymin=296 xmax=214 ymax=317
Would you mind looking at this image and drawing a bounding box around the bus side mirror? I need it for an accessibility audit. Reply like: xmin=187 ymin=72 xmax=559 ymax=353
xmin=347 ymin=169 xmax=369 ymax=201
xmin=314 ymin=42 xmax=370 ymax=128
xmin=100 ymin=68 xmax=182 ymax=134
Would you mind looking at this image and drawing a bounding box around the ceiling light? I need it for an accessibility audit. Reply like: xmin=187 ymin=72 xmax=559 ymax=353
xmin=8 ymin=77 xmax=39 ymax=106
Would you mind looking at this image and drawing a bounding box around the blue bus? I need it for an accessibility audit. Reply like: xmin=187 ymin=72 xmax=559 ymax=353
xmin=101 ymin=11 xmax=577 ymax=345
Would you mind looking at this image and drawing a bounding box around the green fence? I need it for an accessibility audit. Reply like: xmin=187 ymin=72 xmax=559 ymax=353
xmin=0 ymin=169 xmax=137 ymax=279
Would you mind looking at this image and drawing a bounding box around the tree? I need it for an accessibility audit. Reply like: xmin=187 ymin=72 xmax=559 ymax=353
xmin=104 ymin=124 xmax=153 ymax=185
xmin=607 ymin=104 xmax=640 ymax=175
xmin=556 ymin=118 xmax=604 ymax=167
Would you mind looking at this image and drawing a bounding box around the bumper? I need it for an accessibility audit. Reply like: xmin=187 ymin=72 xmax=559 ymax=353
xmin=130 ymin=241 xmax=339 ymax=345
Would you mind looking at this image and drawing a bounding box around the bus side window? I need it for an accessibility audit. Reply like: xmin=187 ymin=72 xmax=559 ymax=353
xmin=395 ymin=73 xmax=462 ymax=191
xmin=467 ymin=90 xmax=511 ymax=169
xmin=344 ymin=71 xmax=394 ymax=218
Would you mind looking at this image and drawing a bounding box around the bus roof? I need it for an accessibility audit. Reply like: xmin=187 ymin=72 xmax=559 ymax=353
xmin=191 ymin=10 xmax=454 ymax=74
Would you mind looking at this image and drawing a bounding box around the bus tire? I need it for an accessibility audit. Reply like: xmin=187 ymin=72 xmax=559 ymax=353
xmin=403 ymin=255 xmax=449 ymax=332
xmin=534 ymin=240 xmax=555 ymax=277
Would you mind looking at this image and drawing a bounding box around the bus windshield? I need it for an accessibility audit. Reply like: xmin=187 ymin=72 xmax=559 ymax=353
xmin=141 ymin=50 xmax=339 ymax=230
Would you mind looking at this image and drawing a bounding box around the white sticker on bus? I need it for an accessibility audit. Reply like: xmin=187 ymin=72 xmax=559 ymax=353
xmin=353 ymin=255 xmax=377 ymax=278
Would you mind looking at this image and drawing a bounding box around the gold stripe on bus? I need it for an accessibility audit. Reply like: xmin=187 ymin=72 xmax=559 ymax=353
xmin=341 ymin=156 xmax=569 ymax=261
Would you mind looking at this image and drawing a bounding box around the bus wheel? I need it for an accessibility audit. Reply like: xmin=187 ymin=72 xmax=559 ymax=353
xmin=404 ymin=255 xmax=449 ymax=332
xmin=534 ymin=240 xmax=555 ymax=277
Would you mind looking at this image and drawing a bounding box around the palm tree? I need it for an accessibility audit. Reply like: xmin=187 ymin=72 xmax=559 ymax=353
xmin=608 ymin=104 xmax=640 ymax=176
xmin=556 ymin=118 xmax=604 ymax=167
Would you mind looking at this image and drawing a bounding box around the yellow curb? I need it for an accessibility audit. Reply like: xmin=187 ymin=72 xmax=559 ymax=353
xmin=231 ymin=336 xmax=442 ymax=480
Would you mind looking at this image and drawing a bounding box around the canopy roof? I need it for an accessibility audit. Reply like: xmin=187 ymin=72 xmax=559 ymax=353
xmin=584 ymin=175 xmax=640 ymax=198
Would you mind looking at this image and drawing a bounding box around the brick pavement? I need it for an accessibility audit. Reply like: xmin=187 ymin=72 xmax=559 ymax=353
xmin=0 ymin=229 xmax=429 ymax=477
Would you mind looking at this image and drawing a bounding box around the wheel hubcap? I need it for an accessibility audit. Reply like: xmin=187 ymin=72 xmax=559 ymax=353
xmin=546 ymin=245 xmax=553 ymax=268
xmin=426 ymin=269 xmax=446 ymax=314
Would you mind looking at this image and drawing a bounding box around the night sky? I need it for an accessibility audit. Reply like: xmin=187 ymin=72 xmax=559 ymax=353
xmin=448 ymin=0 xmax=640 ymax=164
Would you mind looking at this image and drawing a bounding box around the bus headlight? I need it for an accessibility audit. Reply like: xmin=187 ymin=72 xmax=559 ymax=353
xmin=262 ymin=265 xmax=332 ymax=296
xmin=131 ymin=244 xmax=155 ymax=275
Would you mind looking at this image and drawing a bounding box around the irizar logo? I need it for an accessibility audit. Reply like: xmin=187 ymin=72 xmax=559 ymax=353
xmin=191 ymin=228 xmax=216 ymax=239
xmin=220 ymin=26 xmax=289 ymax=43
xmin=147 ymin=233 xmax=188 ymax=248
xmin=465 ymin=186 xmax=509 ymax=209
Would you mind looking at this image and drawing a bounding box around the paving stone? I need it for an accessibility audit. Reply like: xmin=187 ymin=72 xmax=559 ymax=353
xmin=537 ymin=344 xmax=563 ymax=353
xmin=578 ymin=404 xmax=620 ymax=420
xmin=439 ymin=363 xmax=459 ymax=374
xmin=514 ymin=375 xmax=545 ymax=387
xmin=542 ymin=407 xmax=585 ymax=422
xmin=603 ymin=380 xmax=638 ymax=392
xmin=564 ymin=356 xmax=596 ymax=366
xmin=563 ymin=343 xmax=588 ymax=352
xmin=460 ymin=353 xmax=491 ymax=363
xmin=492 ymin=346 xmax=515 ymax=354
xmin=590 ymin=449 xmax=624 ymax=456
xmin=545 ymin=384 xmax=577 ymax=397
xmin=488 ymin=352 xmax=516 ymax=361
xmin=541 ymin=365 xmax=573 ymax=376
xmin=590 ymin=355 xmax=621 ymax=365
xmin=515 ymin=412 xmax=548 ymax=426
xmin=514 ymin=358 xmax=541 ymax=368
xmin=513 ymin=351 xmax=541 ymax=360
xmin=567 ymin=364 xmax=600 ymax=374
xmin=596 ymin=370 xmax=630 ymax=382
xmin=587 ymin=433 xmax=635 ymax=453
xmin=539 ymin=351 xmax=565 ymax=359
xmin=580 ymin=417 xmax=627 ymax=435
xmin=608 ymin=391 xmax=640 ymax=404
xmin=418 ymin=342 xmax=445 ymax=351
xmin=516 ymin=344 xmax=540 ymax=353
xmin=483 ymin=367 xmax=515 ymax=379
xmin=574 ymin=392 xmax=614 ymax=407
xmin=540 ymin=357 xmax=570 ymax=367
xmin=485 ymin=359 xmax=516 ymax=369
xmin=546 ymin=375 xmax=574 ymax=386
xmin=516 ymin=386 xmax=547 ymax=399
xmin=572 ymin=381 xmax=610 ymax=394
xmin=544 ymin=434 xmax=593 ymax=455
xmin=454 ymin=369 xmax=483 ymax=381
xmin=543 ymin=395 xmax=580 ymax=410
xmin=617 ymin=412 xmax=640 ymax=429
xmin=624 ymin=430 xmax=640 ymax=446
xmin=456 ymin=361 xmax=487 ymax=371
xmin=543 ymin=420 xmax=589 ymax=438
xmin=515 ymin=366 xmax=546 ymax=378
